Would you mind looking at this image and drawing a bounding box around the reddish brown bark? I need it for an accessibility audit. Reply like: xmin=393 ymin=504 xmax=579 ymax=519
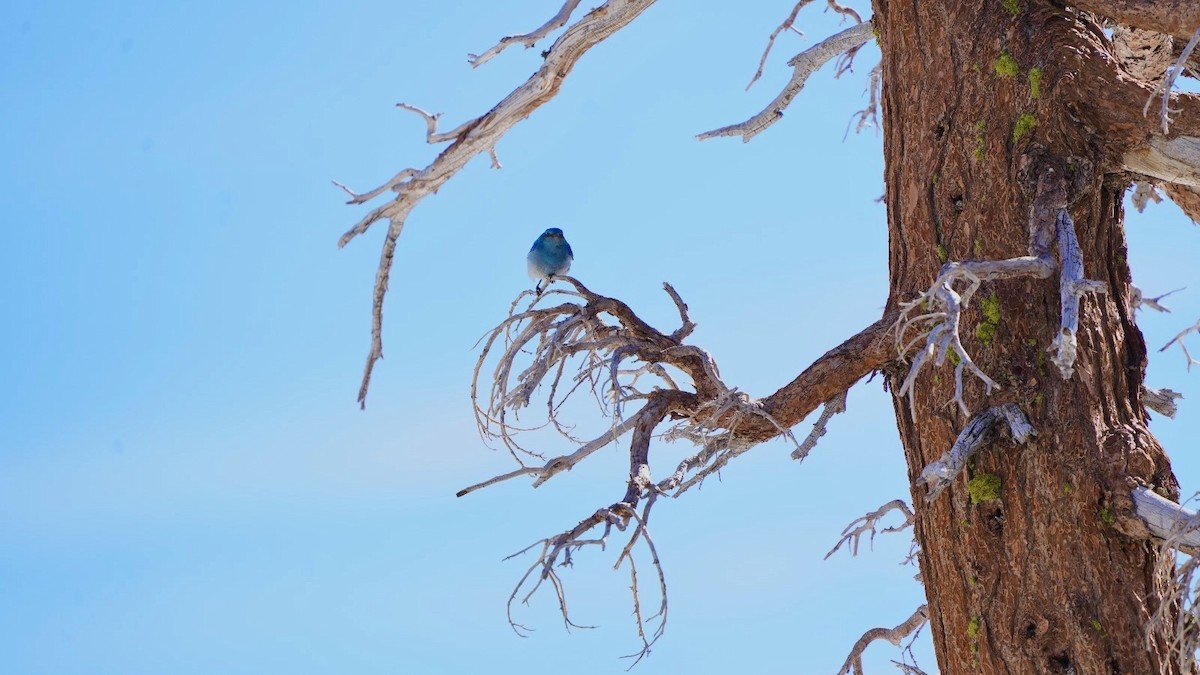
xmin=1072 ymin=0 xmax=1200 ymax=40
xmin=1165 ymin=184 xmax=1200 ymax=223
xmin=874 ymin=1 xmax=1184 ymax=672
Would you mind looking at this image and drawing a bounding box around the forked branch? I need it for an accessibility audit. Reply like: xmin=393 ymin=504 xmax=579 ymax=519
xmin=836 ymin=605 xmax=930 ymax=675
xmin=1161 ymin=318 xmax=1200 ymax=370
xmin=336 ymin=0 xmax=658 ymax=408
xmin=894 ymin=173 xmax=1101 ymax=418
xmin=825 ymin=499 xmax=915 ymax=559
xmin=467 ymin=0 xmax=585 ymax=67
xmin=745 ymin=1 xmax=863 ymax=91
xmin=698 ymin=21 xmax=874 ymax=143
xmin=459 ymin=277 xmax=905 ymax=657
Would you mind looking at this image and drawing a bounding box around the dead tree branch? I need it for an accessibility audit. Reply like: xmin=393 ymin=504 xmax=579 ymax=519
xmin=1135 ymin=487 xmax=1200 ymax=551
xmin=1160 ymin=317 xmax=1200 ymax=370
xmin=746 ymin=1 xmax=808 ymax=91
xmin=467 ymin=0 xmax=585 ymax=67
xmin=1131 ymin=285 xmax=1183 ymax=314
xmin=745 ymin=1 xmax=864 ymax=91
xmin=836 ymin=605 xmax=930 ymax=675
xmin=457 ymin=275 xmax=908 ymax=655
xmin=1131 ymin=180 xmax=1164 ymax=212
xmin=917 ymin=404 xmax=1036 ymax=503
xmin=698 ymin=21 xmax=873 ymax=143
xmin=1143 ymin=489 xmax=1200 ymax=672
xmin=894 ymin=174 xmax=1067 ymax=418
xmin=1124 ymin=136 xmax=1200 ymax=190
xmin=1143 ymin=27 xmax=1200 ymax=133
xmin=1048 ymin=208 xmax=1108 ymax=379
xmin=792 ymin=390 xmax=847 ymax=461
xmin=846 ymin=61 xmax=882 ymax=137
xmin=336 ymin=0 xmax=657 ymax=408
xmin=825 ymin=499 xmax=915 ymax=559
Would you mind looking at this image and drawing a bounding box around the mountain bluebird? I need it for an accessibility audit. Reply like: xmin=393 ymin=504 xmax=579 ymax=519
xmin=527 ymin=227 xmax=573 ymax=294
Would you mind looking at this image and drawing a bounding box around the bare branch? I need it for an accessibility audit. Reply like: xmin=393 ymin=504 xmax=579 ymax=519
xmin=1143 ymin=27 xmax=1200 ymax=133
xmin=467 ymin=0 xmax=585 ymax=67
xmin=895 ymin=172 xmax=1067 ymax=417
xmin=1138 ymin=488 xmax=1200 ymax=550
xmin=456 ymin=414 xmax=643 ymax=498
xmin=616 ymin=504 xmax=668 ymax=667
xmin=395 ymin=102 xmax=474 ymax=145
xmin=825 ymin=499 xmax=915 ymax=559
xmin=894 ymin=259 xmax=1037 ymax=417
xmin=1048 ymin=208 xmax=1108 ymax=379
xmin=918 ymin=404 xmax=1036 ymax=503
xmin=331 ymin=169 xmax=417 ymax=205
xmin=1131 ymin=285 xmax=1183 ymax=314
xmin=1123 ymin=136 xmax=1200 ymax=189
xmin=1160 ymin=317 xmax=1200 ymax=370
xmin=825 ymin=0 xmax=863 ymax=24
xmin=792 ymin=390 xmax=847 ymax=461
xmin=1141 ymin=488 xmax=1200 ymax=672
xmin=746 ymin=1 xmax=808 ymax=91
xmin=745 ymin=1 xmax=861 ymax=93
xmin=837 ymin=605 xmax=930 ymax=675
xmin=698 ymin=21 xmax=873 ymax=143
xmin=470 ymin=279 xmax=701 ymax=466
xmin=846 ymin=61 xmax=882 ymax=137
xmin=503 ymin=414 xmax=671 ymax=657
xmin=462 ymin=278 xmax=906 ymax=655
xmin=890 ymin=662 xmax=930 ymax=675
xmin=338 ymin=0 xmax=657 ymax=407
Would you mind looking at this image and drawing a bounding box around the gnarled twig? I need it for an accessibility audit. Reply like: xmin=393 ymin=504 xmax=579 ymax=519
xmin=698 ymin=21 xmax=873 ymax=143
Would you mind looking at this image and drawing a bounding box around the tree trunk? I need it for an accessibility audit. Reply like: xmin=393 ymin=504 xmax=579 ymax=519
xmin=876 ymin=1 xmax=1184 ymax=672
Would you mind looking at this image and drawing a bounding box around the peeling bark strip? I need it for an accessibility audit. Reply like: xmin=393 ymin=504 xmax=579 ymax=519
xmin=336 ymin=0 xmax=658 ymax=407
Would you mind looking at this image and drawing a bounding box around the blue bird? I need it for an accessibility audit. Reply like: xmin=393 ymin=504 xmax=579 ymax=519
xmin=527 ymin=227 xmax=573 ymax=294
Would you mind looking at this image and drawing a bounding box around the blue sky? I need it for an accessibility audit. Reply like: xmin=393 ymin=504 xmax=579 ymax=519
xmin=4 ymin=2 xmax=1200 ymax=673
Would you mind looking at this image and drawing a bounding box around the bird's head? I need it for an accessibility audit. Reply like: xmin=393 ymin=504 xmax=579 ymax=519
xmin=543 ymin=227 xmax=565 ymax=238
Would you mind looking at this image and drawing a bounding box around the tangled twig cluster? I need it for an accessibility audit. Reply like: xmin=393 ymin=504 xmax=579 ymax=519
xmin=463 ymin=277 xmax=799 ymax=662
